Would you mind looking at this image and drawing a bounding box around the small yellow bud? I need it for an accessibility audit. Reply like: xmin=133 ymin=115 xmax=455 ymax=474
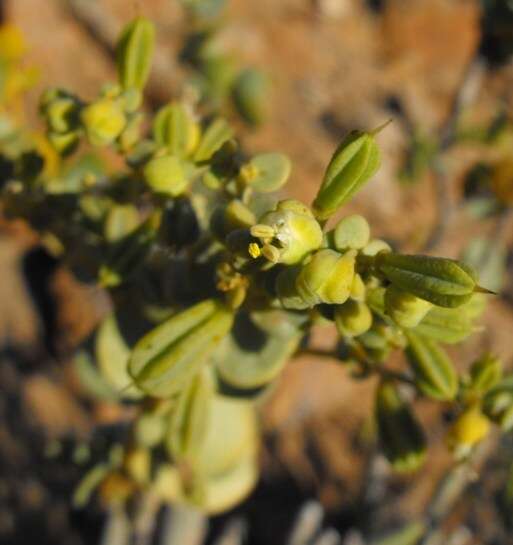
xmin=447 ymin=406 xmax=490 ymax=457
xmin=81 ymin=99 xmax=127 ymax=147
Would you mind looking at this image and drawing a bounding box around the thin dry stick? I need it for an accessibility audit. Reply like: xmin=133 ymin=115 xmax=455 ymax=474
xmin=422 ymin=58 xmax=486 ymax=252
xmin=416 ymin=436 xmax=497 ymax=545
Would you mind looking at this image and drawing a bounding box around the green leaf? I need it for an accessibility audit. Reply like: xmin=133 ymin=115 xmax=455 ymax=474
xmin=104 ymin=204 xmax=140 ymax=243
xmin=96 ymin=313 xmax=143 ymax=399
xmin=232 ymin=68 xmax=269 ymax=126
xmin=193 ymin=117 xmax=233 ymax=162
xmin=246 ymin=152 xmax=291 ymax=193
xmin=214 ymin=311 xmax=301 ymax=390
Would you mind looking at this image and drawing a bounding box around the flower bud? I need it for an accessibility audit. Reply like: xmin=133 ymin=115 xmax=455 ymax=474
xmin=329 ymin=214 xmax=370 ymax=251
xmin=153 ymin=101 xmax=200 ymax=157
xmin=143 ymin=154 xmax=188 ymax=196
xmin=81 ymin=99 xmax=127 ymax=147
xmin=446 ymin=406 xmax=490 ymax=457
xmin=313 ymin=125 xmax=385 ymax=220
xmin=211 ymin=200 xmax=256 ymax=242
xmin=45 ymin=96 xmax=80 ymax=134
xmin=361 ymin=238 xmax=392 ymax=257
xmin=124 ymin=447 xmax=150 ymax=484
xmin=335 ymin=300 xmax=372 ymax=338
xmin=257 ymin=199 xmax=323 ymax=265
xmin=384 ymin=285 xmax=433 ymax=328
xmin=296 ymin=249 xmax=356 ymax=306
xmin=376 ymin=381 xmax=426 ymax=473
xmin=377 ymin=253 xmax=481 ymax=308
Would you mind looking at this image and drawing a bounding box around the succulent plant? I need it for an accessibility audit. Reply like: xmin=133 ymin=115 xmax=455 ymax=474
xmin=0 ymin=16 xmax=509 ymax=520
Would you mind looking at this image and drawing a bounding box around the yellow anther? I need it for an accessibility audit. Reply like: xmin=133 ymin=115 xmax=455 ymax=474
xmin=248 ymin=243 xmax=261 ymax=259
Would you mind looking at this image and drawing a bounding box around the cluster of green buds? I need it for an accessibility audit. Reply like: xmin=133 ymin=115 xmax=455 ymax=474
xmin=40 ymin=17 xmax=155 ymax=155
xmin=0 ymin=15 xmax=504 ymax=514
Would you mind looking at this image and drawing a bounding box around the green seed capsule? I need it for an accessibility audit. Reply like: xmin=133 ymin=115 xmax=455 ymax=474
xmin=376 ymin=381 xmax=427 ymax=473
xmin=483 ymin=376 xmax=513 ymax=430
xmin=153 ymin=102 xmax=200 ymax=157
xmin=128 ymin=300 xmax=234 ymax=398
xmin=412 ymin=306 xmax=475 ymax=344
xmin=167 ymin=367 xmax=214 ymax=462
xmin=384 ymin=285 xmax=433 ymax=328
xmin=257 ymin=200 xmax=323 ymax=265
xmin=143 ymin=154 xmax=188 ymax=197
xmin=81 ymin=99 xmax=127 ymax=147
xmin=329 ymin=214 xmax=370 ymax=251
xmin=468 ymin=353 xmax=503 ymax=395
xmin=116 ymin=17 xmax=155 ymax=90
xmin=377 ymin=253 xmax=479 ymax=308
xmin=313 ymin=126 xmax=383 ymax=220
xmin=334 ymin=300 xmax=372 ymax=338
xmin=405 ymin=331 xmax=458 ymax=401
xmin=296 ymin=249 xmax=356 ymax=306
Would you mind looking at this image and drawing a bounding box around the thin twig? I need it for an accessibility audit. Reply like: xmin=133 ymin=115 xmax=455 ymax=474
xmin=422 ymin=159 xmax=451 ymax=252
xmin=417 ymin=436 xmax=497 ymax=545
xmin=422 ymin=58 xmax=486 ymax=252
xmin=297 ymin=348 xmax=415 ymax=386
